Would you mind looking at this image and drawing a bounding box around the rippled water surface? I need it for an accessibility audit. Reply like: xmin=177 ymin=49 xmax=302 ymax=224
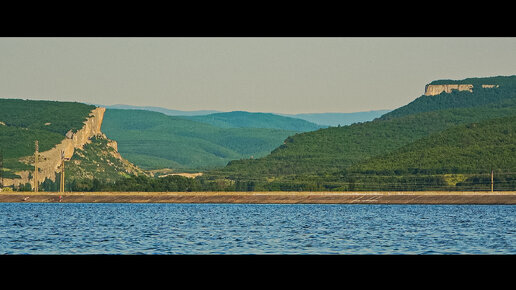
xmin=0 ymin=203 xmax=514 ymax=254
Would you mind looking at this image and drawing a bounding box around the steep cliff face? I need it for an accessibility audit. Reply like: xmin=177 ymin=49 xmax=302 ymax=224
xmin=424 ymin=83 xmax=500 ymax=96
xmin=424 ymin=84 xmax=474 ymax=96
xmin=3 ymin=107 xmax=143 ymax=188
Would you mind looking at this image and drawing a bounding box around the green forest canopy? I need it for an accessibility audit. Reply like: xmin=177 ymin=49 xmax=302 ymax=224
xmin=101 ymin=109 xmax=314 ymax=170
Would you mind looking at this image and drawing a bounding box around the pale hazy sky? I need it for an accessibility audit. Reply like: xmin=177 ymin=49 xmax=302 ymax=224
xmin=0 ymin=37 xmax=514 ymax=114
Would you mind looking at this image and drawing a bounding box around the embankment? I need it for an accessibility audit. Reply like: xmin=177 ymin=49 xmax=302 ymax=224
xmin=1 ymin=191 xmax=515 ymax=204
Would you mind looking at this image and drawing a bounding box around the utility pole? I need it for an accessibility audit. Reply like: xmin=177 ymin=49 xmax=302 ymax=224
xmin=34 ymin=140 xmax=39 ymax=192
xmin=491 ymin=170 xmax=494 ymax=192
xmin=0 ymin=149 xmax=3 ymax=190
xmin=60 ymin=150 xmax=65 ymax=193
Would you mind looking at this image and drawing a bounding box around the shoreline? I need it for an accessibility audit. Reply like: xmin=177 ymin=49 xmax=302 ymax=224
xmin=1 ymin=191 xmax=515 ymax=204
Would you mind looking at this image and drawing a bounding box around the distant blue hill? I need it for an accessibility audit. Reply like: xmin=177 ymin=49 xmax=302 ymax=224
xmin=281 ymin=110 xmax=392 ymax=126
xmin=93 ymin=104 xmax=390 ymax=127
xmin=98 ymin=104 xmax=221 ymax=116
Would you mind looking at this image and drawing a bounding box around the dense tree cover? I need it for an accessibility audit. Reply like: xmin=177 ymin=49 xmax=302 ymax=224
xmin=349 ymin=115 xmax=516 ymax=175
xmin=101 ymin=109 xmax=309 ymax=170
xmin=34 ymin=174 xmax=201 ymax=192
xmin=0 ymin=99 xmax=95 ymax=135
xmin=332 ymin=115 xmax=516 ymax=191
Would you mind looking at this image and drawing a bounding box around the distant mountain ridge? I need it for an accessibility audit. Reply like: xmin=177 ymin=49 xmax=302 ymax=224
xmin=95 ymin=103 xmax=390 ymax=127
xmin=280 ymin=110 xmax=391 ymax=126
xmin=96 ymin=104 xmax=221 ymax=116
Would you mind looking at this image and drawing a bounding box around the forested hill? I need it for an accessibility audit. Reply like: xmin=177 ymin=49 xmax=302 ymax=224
xmin=349 ymin=115 xmax=516 ymax=175
xmin=336 ymin=115 xmax=516 ymax=191
xmin=101 ymin=109 xmax=314 ymax=170
xmin=185 ymin=111 xmax=323 ymax=131
xmin=202 ymin=75 xmax=516 ymax=191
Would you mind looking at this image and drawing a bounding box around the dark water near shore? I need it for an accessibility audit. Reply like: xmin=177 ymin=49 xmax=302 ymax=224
xmin=0 ymin=203 xmax=514 ymax=254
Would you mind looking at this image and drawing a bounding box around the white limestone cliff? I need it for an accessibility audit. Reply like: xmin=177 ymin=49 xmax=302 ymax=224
xmin=3 ymin=107 xmax=126 ymax=188
xmin=424 ymin=84 xmax=474 ymax=96
xmin=424 ymin=83 xmax=499 ymax=96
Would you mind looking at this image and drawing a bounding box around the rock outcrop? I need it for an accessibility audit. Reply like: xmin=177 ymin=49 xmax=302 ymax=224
xmin=424 ymin=83 xmax=500 ymax=96
xmin=3 ymin=107 xmax=140 ymax=188
xmin=424 ymin=84 xmax=474 ymax=96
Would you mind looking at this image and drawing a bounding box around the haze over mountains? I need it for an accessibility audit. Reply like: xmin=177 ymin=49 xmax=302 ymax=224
xmin=278 ymin=110 xmax=392 ymax=127
xmin=101 ymin=104 xmax=221 ymax=116
xmin=99 ymin=103 xmax=390 ymax=127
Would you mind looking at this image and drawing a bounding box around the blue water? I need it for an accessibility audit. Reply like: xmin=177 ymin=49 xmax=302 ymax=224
xmin=0 ymin=203 xmax=514 ymax=254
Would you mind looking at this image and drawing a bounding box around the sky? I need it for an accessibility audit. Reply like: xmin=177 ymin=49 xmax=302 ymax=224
xmin=0 ymin=37 xmax=515 ymax=114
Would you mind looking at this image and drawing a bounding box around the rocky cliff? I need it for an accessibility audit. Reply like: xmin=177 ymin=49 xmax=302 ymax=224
xmin=424 ymin=84 xmax=474 ymax=96
xmin=424 ymin=83 xmax=500 ymax=96
xmin=3 ymin=107 xmax=143 ymax=189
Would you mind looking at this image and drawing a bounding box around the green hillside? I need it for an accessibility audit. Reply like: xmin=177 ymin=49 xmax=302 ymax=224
xmin=207 ymin=103 xmax=516 ymax=179
xmin=340 ymin=115 xmax=516 ymax=191
xmin=101 ymin=109 xmax=309 ymax=170
xmin=185 ymin=111 xmax=323 ymax=131
xmin=350 ymin=115 xmax=516 ymax=175
xmin=202 ymin=75 xmax=516 ymax=191
xmin=0 ymin=98 xmax=96 ymax=177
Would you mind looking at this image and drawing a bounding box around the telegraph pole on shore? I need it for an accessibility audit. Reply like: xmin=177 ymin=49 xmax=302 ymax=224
xmin=0 ymin=149 xmax=3 ymax=190
xmin=34 ymin=140 xmax=39 ymax=192
xmin=60 ymin=150 xmax=65 ymax=193
xmin=491 ymin=170 xmax=494 ymax=192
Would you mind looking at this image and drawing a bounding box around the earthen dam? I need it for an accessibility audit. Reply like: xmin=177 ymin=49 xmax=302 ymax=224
xmin=1 ymin=191 xmax=515 ymax=204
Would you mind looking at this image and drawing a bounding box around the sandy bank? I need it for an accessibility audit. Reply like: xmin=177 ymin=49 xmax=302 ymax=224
xmin=1 ymin=191 xmax=515 ymax=204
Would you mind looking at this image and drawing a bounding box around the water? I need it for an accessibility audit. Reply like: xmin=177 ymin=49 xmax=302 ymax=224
xmin=0 ymin=203 xmax=514 ymax=254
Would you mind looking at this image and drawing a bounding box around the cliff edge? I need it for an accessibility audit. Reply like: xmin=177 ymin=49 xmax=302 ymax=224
xmin=425 ymin=83 xmax=499 ymax=96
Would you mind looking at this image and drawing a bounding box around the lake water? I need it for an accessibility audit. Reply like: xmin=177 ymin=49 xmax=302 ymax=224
xmin=0 ymin=203 xmax=514 ymax=255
